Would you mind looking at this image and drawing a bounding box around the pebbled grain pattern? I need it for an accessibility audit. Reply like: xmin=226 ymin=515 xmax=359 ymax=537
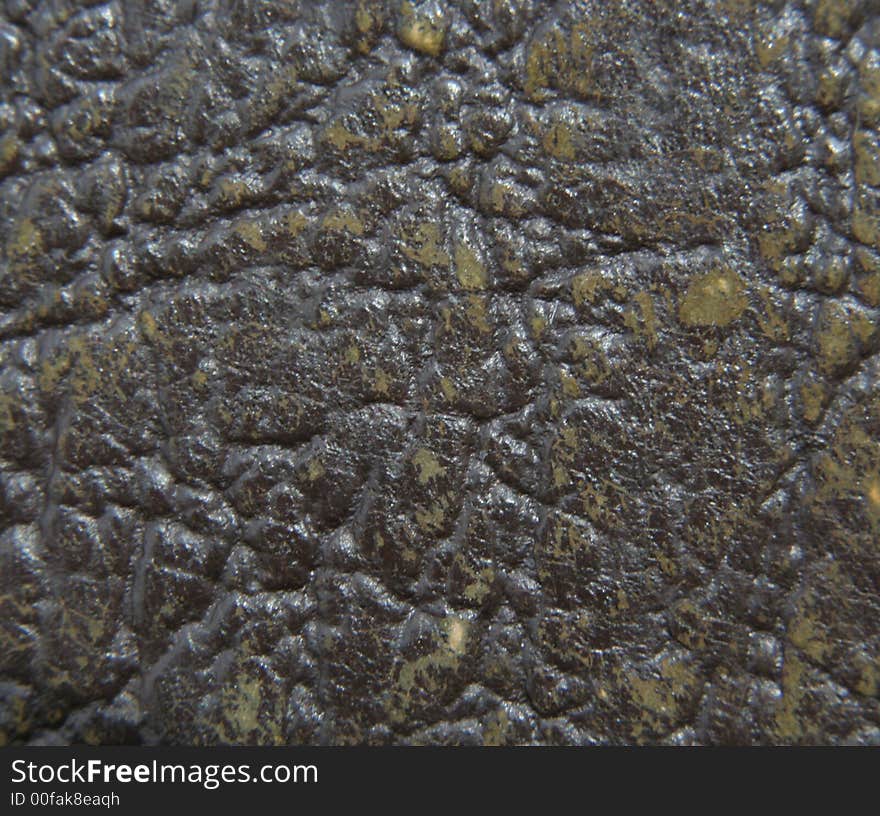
xmin=1 ymin=0 xmax=879 ymax=745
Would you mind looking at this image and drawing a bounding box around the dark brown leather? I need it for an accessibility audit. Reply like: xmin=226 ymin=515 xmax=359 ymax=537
xmin=1 ymin=0 xmax=879 ymax=745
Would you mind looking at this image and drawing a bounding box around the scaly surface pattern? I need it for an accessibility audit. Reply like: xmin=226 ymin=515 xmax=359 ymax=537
xmin=1 ymin=0 xmax=879 ymax=744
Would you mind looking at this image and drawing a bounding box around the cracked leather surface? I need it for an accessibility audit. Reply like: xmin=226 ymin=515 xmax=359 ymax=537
xmin=1 ymin=0 xmax=879 ymax=746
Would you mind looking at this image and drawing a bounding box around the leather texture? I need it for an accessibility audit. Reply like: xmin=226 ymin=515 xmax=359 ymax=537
xmin=1 ymin=0 xmax=879 ymax=745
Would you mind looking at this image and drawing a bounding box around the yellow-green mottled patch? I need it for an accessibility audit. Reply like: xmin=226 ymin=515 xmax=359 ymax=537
xmin=216 ymin=669 xmax=284 ymax=745
xmin=482 ymin=708 xmax=510 ymax=746
xmin=233 ymin=219 xmax=267 ymax=252
xmin=755 ymin=30 xmax=789 ymax=68
xmin=814 ymin=303 xmax=859 ymax=377
xmin=6 ymin=218 xmax=43 ymax=261
xmin=853 ymin=200 xmax=880 ymax=249
xmin=854 ymin=130 xmax=880 ymax=186
xmin=439 ymin=376 xmax=457 ymax=401
xmin=571 ymin=271 xmax=618 ymax=306
xmin=323 ymin=120 xmax=371 ymax=151
xmin=454 ymin=243 xmax=487 ymax=290
xmin=625 ymin=290 xmax=659 ymax=350
xmin=813 ymin=0 xmax=855 ymax=38
xmin=323 ymin=210 xmax=365 ymax=236
xmin=401 ymin=222 xmax=449 ymax=267
xmin=525 ymin=24 xmax=597 ymax=102
xmin=386 ymin=616 xmax=470 ymax=723
xmin=0 ymin=132 xmax=20 ymax=176
xmin=397 ymin=3 xmax=446 ymax=56
xmin=542 ymin=120 xmax=576 ymax=160
xmin=855 ymin=249 xmax=880 ymax=306
xmin=678 ymin=268 xmax=747 ymax=328
xmin=858 ymin=58 xmax=880 ymax=125
xmin=800 ymin=377 xmax=829 ymax=424
xmin=411 ymin=448 xmax=446 ymax=484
